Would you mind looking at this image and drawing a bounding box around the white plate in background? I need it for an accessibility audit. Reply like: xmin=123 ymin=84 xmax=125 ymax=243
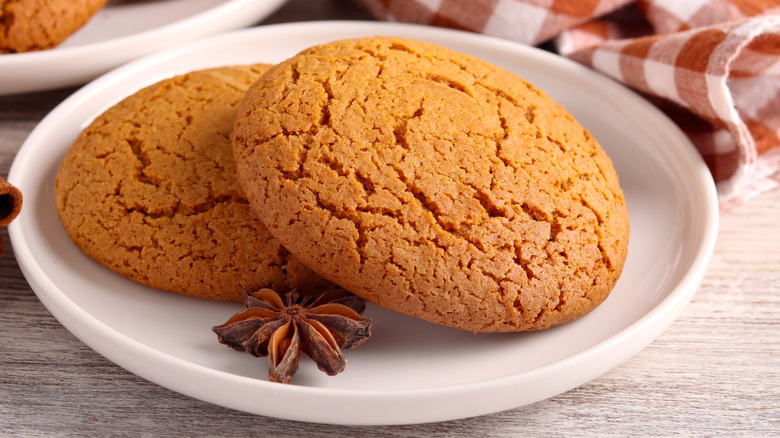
xmin=0 ymin=0 xmax=287 ymax=95
xmin=8 ymin=21 xmax=719 ymax=425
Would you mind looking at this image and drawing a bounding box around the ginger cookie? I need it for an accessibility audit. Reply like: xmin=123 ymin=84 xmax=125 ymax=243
xmin=233 ymin=37 xmax=630 ymax=332
xmin=1 ymin=0 xmax=109 ymax=54
xmin=55 ymin=64 xmax=332 ymax=302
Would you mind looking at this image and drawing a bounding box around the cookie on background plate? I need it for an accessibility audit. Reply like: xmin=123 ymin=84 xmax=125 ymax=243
xmin=233 ymin=36 xmax=630 ymax=332
xmin=55 ymin=64 xmax=333 ymax=302
xmin=0 ymin=0 xmax=110 ymax=53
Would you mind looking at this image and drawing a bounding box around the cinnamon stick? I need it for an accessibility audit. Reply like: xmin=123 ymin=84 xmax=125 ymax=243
xmin=0 ymin=177 xmax=22 ymax=227
xmin=0 ymin=177 xmax=23 ymax=256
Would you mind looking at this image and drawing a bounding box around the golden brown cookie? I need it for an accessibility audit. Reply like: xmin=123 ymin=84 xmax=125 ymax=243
xmin=0 ymin=0 xmax=110 ymax=54
xmin=233 ymin=37 xmax=630 ymax=332
xmin=55 ymin=64 xmax=332 ymax=302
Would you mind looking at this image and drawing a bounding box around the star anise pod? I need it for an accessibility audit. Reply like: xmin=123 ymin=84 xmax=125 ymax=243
xmin=212 ymin=288 xmax=372 ymax=383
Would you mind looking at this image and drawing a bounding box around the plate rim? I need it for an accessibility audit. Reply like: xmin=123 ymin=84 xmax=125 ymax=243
xmin=7 ymin=21 xmax=720 ymax=425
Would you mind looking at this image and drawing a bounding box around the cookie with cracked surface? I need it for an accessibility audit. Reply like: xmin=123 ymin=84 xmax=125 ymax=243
xmin=233 ymin=37 xmax=630 ymax=332
xmin=0 ymin=0 xmax=110 ymax=53
xmin=55 ymin=64 xmax=332 ymax=302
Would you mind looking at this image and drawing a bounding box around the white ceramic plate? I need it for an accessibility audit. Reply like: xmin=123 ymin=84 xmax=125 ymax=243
xmin=8 ymin=22 xmax=719 ymax=425
xmin=0 ymin=0 xmax=287 ymax=95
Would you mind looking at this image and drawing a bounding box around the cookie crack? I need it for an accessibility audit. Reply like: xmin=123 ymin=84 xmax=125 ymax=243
xmin=392 ymin=105 xmax=424 ymax=151
xmin=320 ymin=77 xmax=334 ymax=127
xmin=315 ymin=152 xmax=399 ymax=269
xmin=126 ymin=134 xmax=157 ymax=186
xmin=473 ymin=188 xmax=510 ymax=219
xmin=316 ymin=147 xmax=509 ymax=294
xmin=312 ymin=190 xmax=367 ymax=268
xmin=384 ymin=161 xmax=496 ymax=256
xmin=421 ymin=71 xmax=475 ymax=98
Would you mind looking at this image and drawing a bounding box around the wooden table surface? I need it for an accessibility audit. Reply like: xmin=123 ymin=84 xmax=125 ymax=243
xmin=1 ymin=1 xmax=778 ymax=436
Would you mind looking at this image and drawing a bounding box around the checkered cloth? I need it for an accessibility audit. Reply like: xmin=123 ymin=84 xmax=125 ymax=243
xmin=356 ymin=0 xmax=780 ymax=209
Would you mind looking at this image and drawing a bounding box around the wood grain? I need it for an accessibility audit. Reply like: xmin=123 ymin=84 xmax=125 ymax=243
xmin=1 ymin=0 xmax=778 ymax=435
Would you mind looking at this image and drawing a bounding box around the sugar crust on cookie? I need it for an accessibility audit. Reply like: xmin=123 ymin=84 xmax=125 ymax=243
xmin=233 ymin=37 xmax=630 ymax=332
xmin=55 ymin=65 xmax=331 ymax=301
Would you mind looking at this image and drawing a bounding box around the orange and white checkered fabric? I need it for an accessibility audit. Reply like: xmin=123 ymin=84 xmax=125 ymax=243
xmin=356 ymin=0 xmax=780 ymax=209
